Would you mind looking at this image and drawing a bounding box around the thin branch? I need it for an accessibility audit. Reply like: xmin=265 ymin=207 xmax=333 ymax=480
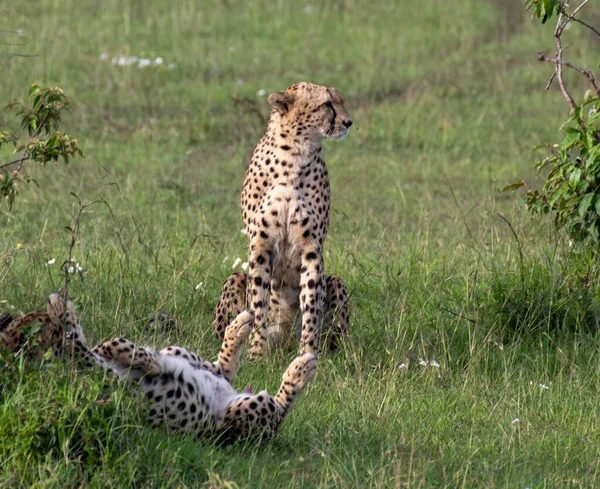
xmin=545 ymin=71 xmax=557 ymax=91
xmin=497 ymin=213 xmax=525 ymax=286
xmin=537 ymin=53 xmax=600 ymax=97
xmin=553 ymin=12 xmax=578 ymax=113
xmin=568 ymin=0 xmax=590 ymax=20
xmin=62 ymin=195 xmax=97 ymax=304
xmin=565 ymin=14 xmax=600 ymax=38
xmin=0 ymin=155 xmax=29 ymax=171
xmin=0 ymin=53 xmax=37 ymax=57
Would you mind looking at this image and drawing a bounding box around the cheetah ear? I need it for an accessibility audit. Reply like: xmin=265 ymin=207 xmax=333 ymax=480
xmin=268 ymin=91 xmax=294 ymax=115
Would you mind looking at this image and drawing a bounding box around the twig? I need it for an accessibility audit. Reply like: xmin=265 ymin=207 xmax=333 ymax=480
xmin=553 ymin=12 xmax=578 ymax=113
xmin=62 ymin=194 xmax=97 ymax=304
xmin=544 ymin=71 xmax=557 ymax=91
xmin=232 ymin=95 xmax=267 ymax=126
xmin=568 ymin=0 xmax=590 ymax=19
xmin=0 ymin=53 xmax=37 ymax=57
xmin=0 ymin=155 xmax=29 ymax=171
xmin=564 ymin=13 xmax=600 ymax=38
xmin=497 ymin=213 xmax=525 ymax=286
xmin=537 ymin=53 xmax=600 ymax=98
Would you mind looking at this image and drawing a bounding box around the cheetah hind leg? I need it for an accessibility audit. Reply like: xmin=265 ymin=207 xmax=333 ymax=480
xmin=92 ymin=339 xmax=159 ymax=381
xmin=211 ymin=273 xmax=247 ymax=339
xmin=321 ymin=275 xmax=350 ymax=351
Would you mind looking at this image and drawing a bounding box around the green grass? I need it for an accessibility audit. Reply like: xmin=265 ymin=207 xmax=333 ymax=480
xmin=2 ymin=0 xmax=600 ymax=487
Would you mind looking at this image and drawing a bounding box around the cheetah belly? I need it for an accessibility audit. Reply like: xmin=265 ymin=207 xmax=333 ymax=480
xmin=145 ymin=355 xmax=242 ymax=434
xmin=263 ymin=184 xmax=304 ymax=344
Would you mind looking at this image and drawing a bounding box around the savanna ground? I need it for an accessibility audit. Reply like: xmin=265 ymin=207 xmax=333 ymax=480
xmin=1 ymin=0 xmax=600 ymax=487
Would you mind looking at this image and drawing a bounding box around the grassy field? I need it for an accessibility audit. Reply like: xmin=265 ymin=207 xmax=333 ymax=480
xmin=2 ymin=0 xmax=600 ymax=487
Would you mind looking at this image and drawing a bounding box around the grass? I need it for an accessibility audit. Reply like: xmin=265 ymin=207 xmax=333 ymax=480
xmin=2 ymin=0 xmax=600 ymax=487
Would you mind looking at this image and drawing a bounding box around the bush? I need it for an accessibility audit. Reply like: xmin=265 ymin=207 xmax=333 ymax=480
xmin=508 ymin=1 xmax=600 ymax=248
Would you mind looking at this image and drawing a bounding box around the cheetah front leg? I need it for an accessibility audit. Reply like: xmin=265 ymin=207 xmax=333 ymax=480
xmin=298 ymin=247 xmax=326 ymax=355
xmin=273 ymin=352 xmax=318 ymax=419
xmin=219 ymin=352 xmax=318 ymax=443
xmin=246 ymin=236 xmax=274 ymax=361
xmin=213 ymin=310 xmax=253 ymax=381
xmin=161 ymin=311 xmax=253 ymax=383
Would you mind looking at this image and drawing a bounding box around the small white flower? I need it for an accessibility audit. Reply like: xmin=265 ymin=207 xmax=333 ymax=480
xmin=223 ymin=256 xmax=230 ymax=263
xmin=128 ymin=56 xmax=139 ymax=64
xmin=539 ymin=383 xmax=550 ymax=390
xmin=46 ymin=258 xmax=56 ymax=265
xmin=303 ymin=5 xmax=313 ymax=14
xmin=418 ymin=359 xmax=428 ymax=367
xmin=99 ymin=53 xmax=108 ymax=61
xmin=167 ymin=63 xmax=177 ymax=70
xmin=241 ymin=262 xmax=249 ymax=271
xmin=154 ymin=57 xmax=163 ymax=66
xmin=511 ymin=418 xmax=520 ymax=425
xmin=195 ymin=282 xmax=203 ymax=290
xmin=256 ymin=89 xmax=266 ymax=97
xmin=429 ymin=360 xmax=440 ymax=368
xmin=16 ymin=28 xmax=25 ymax=36
xmin=232 ymin=257 xmax=242 ymax=269
xmin=396 ymin=362 xmax=407 ymax=370
xmin=138 ymin=58 xmax=151 ymax=68
xmin=237 ymin=78 xmax=244 ymax=85
xmin=240 ymin=228 xmax=247 ymax=235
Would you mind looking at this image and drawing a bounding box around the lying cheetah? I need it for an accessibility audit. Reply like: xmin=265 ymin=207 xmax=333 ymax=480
xmin=212 ymin=82 xmax=352 ymax=359
xmin=2 ymin=294 xmax=317 ymax=443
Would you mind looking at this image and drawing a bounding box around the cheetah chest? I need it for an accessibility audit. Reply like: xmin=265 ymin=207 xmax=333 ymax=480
xmin=142 ymin=355 xmax=246 ymax=434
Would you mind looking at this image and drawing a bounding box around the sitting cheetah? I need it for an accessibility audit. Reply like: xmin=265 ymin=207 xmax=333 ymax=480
xmin=2 ymin=294 xmax=317 ymax=443
xmin=212 ymin=82 xmax=352 ymax=359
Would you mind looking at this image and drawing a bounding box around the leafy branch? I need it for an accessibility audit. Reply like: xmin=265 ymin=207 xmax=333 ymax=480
xmin=0 ymin=85 xmax=83 ymax=209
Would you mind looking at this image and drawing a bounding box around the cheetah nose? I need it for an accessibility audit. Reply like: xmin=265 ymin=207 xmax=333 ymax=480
xmin=343 ymin=119 xmax=353 ymax=128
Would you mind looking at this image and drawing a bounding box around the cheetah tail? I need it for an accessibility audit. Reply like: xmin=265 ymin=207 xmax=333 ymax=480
xmin=91 ymin=338 xmax=160 ymax=381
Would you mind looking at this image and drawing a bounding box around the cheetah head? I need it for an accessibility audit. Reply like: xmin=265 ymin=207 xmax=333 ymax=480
xmin=268 ymin=82 xmax=353 ymax=141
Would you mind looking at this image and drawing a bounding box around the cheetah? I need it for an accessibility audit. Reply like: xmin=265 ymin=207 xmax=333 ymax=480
xmin=0 ymin=294 xmax=89 ymax=361
xmin=2 ymin=294 xmax=317 ymax=443
xmin=212 ymin=82 xmax=352 ymax=359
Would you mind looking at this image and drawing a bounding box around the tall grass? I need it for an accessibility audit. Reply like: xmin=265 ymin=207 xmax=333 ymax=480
xmin=2 ymin=0 xmax=600 ymax=487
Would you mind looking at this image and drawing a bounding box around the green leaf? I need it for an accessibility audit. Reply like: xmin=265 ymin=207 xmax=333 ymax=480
xmin=27 ymin=84 xmax=39 ymax=97
xmin=548 ymin=186 xmax=568 ymax=208
xmin=568 ymin=168 xmax=582 ymax=187
xmin=502 ymin=181 xmax=526 ymax=192
xmin=561 ymin=130 xmax=581 ymax=151
xmin=578 ymin=193 xmax=594 ymax=220
xmin=594 ymin=195 xmax=600 ymax=214
xmin=46 ymin=134 xmax=59 ymax=149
